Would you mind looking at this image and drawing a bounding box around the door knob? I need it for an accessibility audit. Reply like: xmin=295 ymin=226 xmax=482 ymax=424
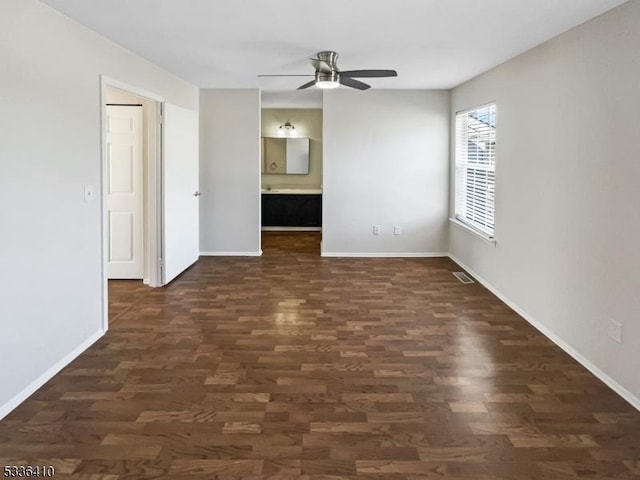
xmin=193 ymin=191 xmax=201 ymax=197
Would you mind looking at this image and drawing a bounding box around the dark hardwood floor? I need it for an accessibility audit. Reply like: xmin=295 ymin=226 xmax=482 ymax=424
xmin=1 ymin=232 xmax=639 ymax=479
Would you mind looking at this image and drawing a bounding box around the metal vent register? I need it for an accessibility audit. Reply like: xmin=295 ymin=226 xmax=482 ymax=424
xmin=452 ymin=271 xmax=475 ymax=284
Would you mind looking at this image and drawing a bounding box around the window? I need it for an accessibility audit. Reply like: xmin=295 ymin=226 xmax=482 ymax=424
xmin=455 ymin=103 xmax=496 ymax=238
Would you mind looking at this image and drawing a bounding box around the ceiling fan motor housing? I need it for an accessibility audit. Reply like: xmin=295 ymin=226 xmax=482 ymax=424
xmin=316 ymin=51 xmax=339 ymax=69
xmin=316 ymin=71 xmax=339 ymax=83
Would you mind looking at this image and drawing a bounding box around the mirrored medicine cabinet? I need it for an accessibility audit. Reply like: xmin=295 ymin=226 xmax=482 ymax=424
xmin=261 ymin=137 xmax=310 ymax=175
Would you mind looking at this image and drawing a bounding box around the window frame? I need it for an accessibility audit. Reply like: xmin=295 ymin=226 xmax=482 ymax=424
xmin=453 ymin=102 xmax=497 ymax=241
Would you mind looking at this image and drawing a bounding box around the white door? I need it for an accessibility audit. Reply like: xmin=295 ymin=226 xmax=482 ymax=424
xmin=106 ymin=105 xmax=144 ymax=279
xmin=162 ymin=104 xmax=199 ymax=284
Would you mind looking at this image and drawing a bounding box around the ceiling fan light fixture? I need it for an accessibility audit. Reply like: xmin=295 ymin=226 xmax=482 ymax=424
xmin=261 ymin=51 xmax=397 ymax=91
xmin=315 ymin=71 xmax=339 ymax=89
xmin=316 ymin=80 xmax=339 ymax=89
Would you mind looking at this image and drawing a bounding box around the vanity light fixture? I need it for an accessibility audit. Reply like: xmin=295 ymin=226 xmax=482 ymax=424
xmin=277 ymin=121 xmax=296 ymax=136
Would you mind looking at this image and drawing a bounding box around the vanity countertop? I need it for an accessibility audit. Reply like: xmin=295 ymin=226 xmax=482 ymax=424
xmin=261 ymin=188 xmax=322 ymax=195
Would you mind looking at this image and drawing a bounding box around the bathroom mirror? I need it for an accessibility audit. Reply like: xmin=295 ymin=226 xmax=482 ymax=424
xmin=262 ymin=137 xmax=309 ymax=175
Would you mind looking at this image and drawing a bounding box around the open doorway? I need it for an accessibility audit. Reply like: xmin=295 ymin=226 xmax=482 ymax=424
xmin=104 ymin=86 xmax=162 ymax=288
xmin=259 ymin=98 xmax=324 ymax=256
xmin=104 ymin=89 xmax=155 ymax=325
xmin=100 ymin=78 xmax=164 ymax=331
xmin=100 ymin=77 xmax=201 ymax=331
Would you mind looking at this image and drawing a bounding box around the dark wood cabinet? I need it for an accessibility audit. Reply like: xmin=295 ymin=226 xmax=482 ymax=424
xmin=261 ymin=194 xmax=322 ymax=227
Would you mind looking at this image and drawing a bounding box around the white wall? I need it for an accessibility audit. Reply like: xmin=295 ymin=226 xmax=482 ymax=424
xmin=0 ymin=0 xmax=198 ymax=419
xmin=322 ymin=90 xmax=450 ymax=256
xmin=449 ymin=0 xmax=640 ymax=406
xmin=199 ymin=89 xmax=261 ymax=255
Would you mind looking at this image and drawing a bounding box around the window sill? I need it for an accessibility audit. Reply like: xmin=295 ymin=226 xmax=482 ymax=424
xmin=449 ymin=218 xmax=497 ymax=246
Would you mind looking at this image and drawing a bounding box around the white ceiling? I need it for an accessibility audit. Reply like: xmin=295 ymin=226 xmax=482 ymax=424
xmin=42 ymin=0 xmax=627 ymax=90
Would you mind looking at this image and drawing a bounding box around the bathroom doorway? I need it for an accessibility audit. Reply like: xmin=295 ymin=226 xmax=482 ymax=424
xmin=259 ymin=92 xmax=324 ymax=255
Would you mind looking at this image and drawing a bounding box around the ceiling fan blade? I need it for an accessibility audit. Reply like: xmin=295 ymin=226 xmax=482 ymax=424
xmin=257 ymin=74 xmax=314 ymax=77
xmin=297 ymin=80 xmax=317 ymax=90
xmin=339 ymin=69 xmax=398 ymax=78
xmin=339 ymin=77 xmax=370 ymax=90
xmin=310 ymin=58 xmax=333 ymax=73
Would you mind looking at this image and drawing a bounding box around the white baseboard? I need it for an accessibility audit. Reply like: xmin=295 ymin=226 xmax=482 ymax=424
xmin=200 ymin=251 xmax=262 ymax=257
xmin=448 ymin=253 xmax=640 ymax=412
xmin=0 ymin=329 xmax=105 ymax=421
xmin=261 ymin=227 xmax=322 ymax=232
xmin=321 ymin=252 xmax=449 ymax=258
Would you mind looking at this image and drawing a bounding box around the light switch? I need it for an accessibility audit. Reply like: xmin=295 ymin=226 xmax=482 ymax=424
xmin=84 ymin=184 xmax=96 ymax=202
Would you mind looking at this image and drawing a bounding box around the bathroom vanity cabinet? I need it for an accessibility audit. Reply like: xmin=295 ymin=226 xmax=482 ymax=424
xmin=261 ymin=192 xmax=322 ymax=227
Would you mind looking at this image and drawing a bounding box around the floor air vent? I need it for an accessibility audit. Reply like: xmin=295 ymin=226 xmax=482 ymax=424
xmin=452 ymin=271 xmax=475 ymax=284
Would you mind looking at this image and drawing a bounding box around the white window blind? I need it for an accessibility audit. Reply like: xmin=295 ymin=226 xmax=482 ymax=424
xmin=455 ymin=104 xmax=496 ymax=238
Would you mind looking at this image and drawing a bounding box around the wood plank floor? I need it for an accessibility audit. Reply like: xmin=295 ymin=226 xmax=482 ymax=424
xmin=1 ymin=232 xmax=639 ymax=479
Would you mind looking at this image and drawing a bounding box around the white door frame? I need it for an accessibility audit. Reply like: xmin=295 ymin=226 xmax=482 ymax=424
xmin=99 ymin=75 xmax=164 ymax=332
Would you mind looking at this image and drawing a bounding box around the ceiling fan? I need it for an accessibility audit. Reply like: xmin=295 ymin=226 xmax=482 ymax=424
xmin=258 ymin=51 xmax=397 ymax=91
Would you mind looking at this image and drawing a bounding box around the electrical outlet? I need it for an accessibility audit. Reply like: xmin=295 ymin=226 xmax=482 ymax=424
xmin=394 ymin=225 xmax=401 ymax=235
xmin=607 ymin=319 xmax=623 ymax=344
xmin=373 ymin=225 xmax=381 ymax=235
